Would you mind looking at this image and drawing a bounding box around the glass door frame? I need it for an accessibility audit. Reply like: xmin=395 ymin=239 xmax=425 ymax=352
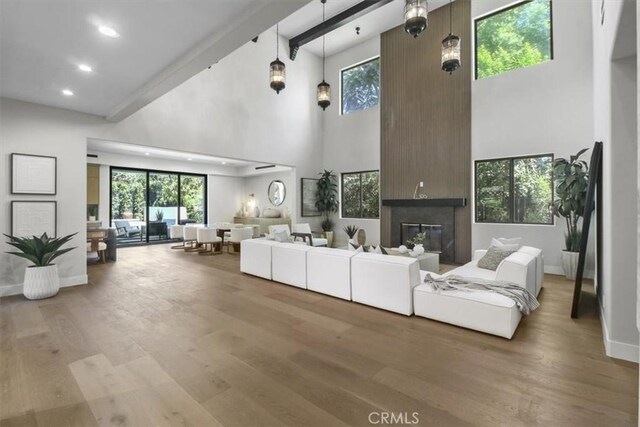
xmin=109 ymin=166 xmax=208 ymax=245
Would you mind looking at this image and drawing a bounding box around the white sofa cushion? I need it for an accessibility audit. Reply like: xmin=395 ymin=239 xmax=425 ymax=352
xmin=351 ymin=253 xmax=420 ymax=316
xmin=272 ymin=243 xmax=313 ymax=289
xmin=307 ymin=248 xmax=355 ymax=300
xmin=414 ymin=281 xmax=522 ymax=339
xmin=240 ymin=239 xmax=280 ymax=280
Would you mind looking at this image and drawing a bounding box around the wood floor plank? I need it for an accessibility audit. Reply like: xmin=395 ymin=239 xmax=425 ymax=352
xmin=0 ymin=243 xmax=636 ymax=426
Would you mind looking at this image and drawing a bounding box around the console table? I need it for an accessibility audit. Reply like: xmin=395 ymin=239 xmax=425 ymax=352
xmin=234 ymin=217 xmax=291 ymax=235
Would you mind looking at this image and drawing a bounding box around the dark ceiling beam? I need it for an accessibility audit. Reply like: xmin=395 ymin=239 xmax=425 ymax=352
xmin=289 ymin=0 xmax=394 ymax=60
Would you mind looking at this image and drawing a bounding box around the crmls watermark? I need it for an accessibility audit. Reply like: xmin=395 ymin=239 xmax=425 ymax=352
xmin=368 ymin=412 xmax=420 ymax=425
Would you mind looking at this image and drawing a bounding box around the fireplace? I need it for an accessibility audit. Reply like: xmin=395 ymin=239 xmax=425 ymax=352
xmin=382 ymin=198 xmax=466 ymax=264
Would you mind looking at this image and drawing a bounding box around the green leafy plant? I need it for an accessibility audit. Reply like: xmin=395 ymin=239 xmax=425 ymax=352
xmin=4 ymin=232 xmax=77 ymax=267
xmin=406 ymin=232 xmax=426 ymax=248
xmin=343 ymin=225 xmax=359 ymax=239
xmin=315 ymin=170 xmax=339 ymax=232
xmin=155 ymin=210 xmax=164 ymax=221
xmin=553 ymin=148 xmax=589 ymax=252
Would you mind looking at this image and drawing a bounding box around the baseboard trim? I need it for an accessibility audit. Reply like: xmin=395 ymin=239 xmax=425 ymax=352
xmin=0 ymin=275 xmax=88 ymax=297
xmin=545 ymin=265 xmax=594 ymax=279
xmin=599 ymin=304 xmax=639 ymax=363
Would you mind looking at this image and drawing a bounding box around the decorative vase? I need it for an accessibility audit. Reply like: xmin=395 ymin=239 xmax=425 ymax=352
xmin=356 ymin=229 xmax=367 ymax=246
xmin=23 ymin=264 xmax=60 ymax=300
xmin=325 ymin=231 xmax=334 ymax=248
xmin=562 ymin=250 xmax=579 ymax=280
xmin=252 ymin=206 xmax=260 ymax=218
xmin=397 ymin=245 xmax=408 ymax=254
xmin=413 ymin=244 xmax=425 ymax=255
xmin=89 ymin=216 xmax=96 ymax=221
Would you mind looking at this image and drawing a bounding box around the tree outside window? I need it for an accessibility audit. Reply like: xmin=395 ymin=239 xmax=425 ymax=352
xmin=475 ymin=154 xmax=553 ymax=224
xmin=341 ymin=58 xmax=380 ymax=115
xmin=475 ymin=0 xmax=552 ymax=79
xmin=341 ymin=171 xmax=380 ymax=219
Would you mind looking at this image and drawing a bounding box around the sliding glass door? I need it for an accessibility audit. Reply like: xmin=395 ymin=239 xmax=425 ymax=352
xmin=110 ymin=167 xmax=207 ymax=246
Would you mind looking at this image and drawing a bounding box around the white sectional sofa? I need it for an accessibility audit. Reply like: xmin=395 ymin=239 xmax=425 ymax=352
xmin=307 ymin=248 xmax=355 ymax=300
xmin=240 ymin=239 xmax=542 ymax=338
xmin=351 ymin=253 xmax=421 ymax=316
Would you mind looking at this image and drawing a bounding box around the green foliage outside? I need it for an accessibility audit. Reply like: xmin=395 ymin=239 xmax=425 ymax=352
xmin=341 ymin=58 xmax=380 ymax=115
xmin=342 ymin=171 xmax=379 ymax=219
xmin=476 ymin=0 xmax=551 ymax=79
xmin=476 ymin=156 xmax=552 ymax=224
xmin=111 ymin=170 xmax=205 ymax=224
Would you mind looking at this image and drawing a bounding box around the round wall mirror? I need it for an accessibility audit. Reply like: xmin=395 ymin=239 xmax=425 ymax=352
xmin=268 ymin=180 xmax=286 ymax=206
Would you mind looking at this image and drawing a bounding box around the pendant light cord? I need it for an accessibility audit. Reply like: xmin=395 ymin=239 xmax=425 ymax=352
xmin=276 ymin=24 xmax=279 ymax=58
xmin=322 ymin=0 xmax=326 ymax=80
xmin=449 ymin=0 xmax=452 ymax=35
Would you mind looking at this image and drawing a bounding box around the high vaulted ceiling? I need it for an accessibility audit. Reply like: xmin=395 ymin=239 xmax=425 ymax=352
xmin=279 ymin=0 xmax=450 ymax=58
xmin=0 ymin=0 xmax=309 ymax=120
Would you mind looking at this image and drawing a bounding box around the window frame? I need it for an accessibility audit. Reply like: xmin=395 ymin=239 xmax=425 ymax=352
xmin=474 ymin=153 xmax=554 ymax=225
xmin=340 ymin=169 xmax=380 ymax=219
xmin=339 ymin=56 xmax=381 ymax=116
xmin=474 ymin=0 xmax=554 ymax=80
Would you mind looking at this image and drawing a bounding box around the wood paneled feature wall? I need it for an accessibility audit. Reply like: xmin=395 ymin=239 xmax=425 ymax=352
xmin=380 ymin=0 xmax=471 ymax=264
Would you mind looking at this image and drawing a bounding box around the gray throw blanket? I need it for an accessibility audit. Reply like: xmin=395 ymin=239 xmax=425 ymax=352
xmin=424 ymin=274 xmax=540 ymax=315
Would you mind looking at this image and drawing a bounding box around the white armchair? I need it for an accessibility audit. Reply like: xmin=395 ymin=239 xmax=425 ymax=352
xmin=182 ymin=224 xmax=204 ymax=251
xmin=228 ymin=227 xmax=253 ymax=253
xmin=169 ymin=225 xmax=185 ymax=249
xmin=197 ymin=227 xmax=222 ymax=255
xmin=291 ymin=223 xmax=327 ymax=247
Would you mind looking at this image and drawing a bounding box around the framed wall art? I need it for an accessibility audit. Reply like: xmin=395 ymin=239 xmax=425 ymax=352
xmin=11 ymin=201 xmax=57 ymax=238
xmin=301 ymin=178 xmax=321 ymax=217
xmin=11 ymin=153 xmax=57 ymax=195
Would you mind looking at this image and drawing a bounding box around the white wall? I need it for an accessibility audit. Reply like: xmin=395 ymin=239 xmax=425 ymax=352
xmin=0 ymin=27 xmax=324 ymax=295
xmin=471 ymin=0 xmax=595 ymax=276
xmin=209 ymin=175 xmax=245 ymax=223
xmin=322 ymin=36 xmax=381 ymax=248
xmin=592 ymin=0 xmax=638 ymax=362
xmin=242 ymin=169 xmax=295 ymax=220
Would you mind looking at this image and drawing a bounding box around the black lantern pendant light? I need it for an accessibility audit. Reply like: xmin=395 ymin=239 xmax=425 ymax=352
xmin=317 ymin=0 xmax=330 ymax=110
xmin=404 ymin=0 xmax=428 ymax=38
xmin=441 ymin=0 xmax=461 ymax=74
xmin=270 ymin=24 xmax=286 ymax=94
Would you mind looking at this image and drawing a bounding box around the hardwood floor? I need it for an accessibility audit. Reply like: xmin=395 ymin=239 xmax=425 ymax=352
xmin=1 ymin=244 xmax=637 ymax=426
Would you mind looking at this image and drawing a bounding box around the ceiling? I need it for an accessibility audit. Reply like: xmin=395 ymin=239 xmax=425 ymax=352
xmin=279 ymin=0 xmax=450 ymax=58
xmin=0 ymin=0 xmax=309 ymax=119
xmin=87 ymin=139 xmax=269 ymax=169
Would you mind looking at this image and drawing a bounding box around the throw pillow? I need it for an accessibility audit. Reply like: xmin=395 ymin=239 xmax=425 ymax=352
xmin=490 ymin=237 xmax=520 ymax=252
xmin=495 ymin=237 xmax=522 ymax=245
xmin=274 ymin=230 xmax=289 ymax=243
xmin=477 ymin=247 xmax=516 ymax=271
xmin=349 ymin=242 xmax=369 ymax=252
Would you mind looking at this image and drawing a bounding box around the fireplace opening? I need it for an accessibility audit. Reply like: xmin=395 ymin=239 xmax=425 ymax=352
xmin=400 ymin=223 xmax=443 ymax=253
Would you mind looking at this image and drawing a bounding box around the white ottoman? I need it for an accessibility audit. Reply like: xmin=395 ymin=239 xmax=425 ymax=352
xmin=240 ymin=239 xmax=280 ymax=280
xmin=272 ymin=243 xmax=313 ymax=289
xmin=414 ymin=272 xmax=522 ymax=339
xmin=307 ymin=248 xmax=355 ymax=300
xmin=351 ymin=253 xmax=421 ymax=316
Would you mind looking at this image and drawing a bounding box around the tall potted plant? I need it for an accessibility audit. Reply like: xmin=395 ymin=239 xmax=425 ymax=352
xmin=553 ymin=149 xmax=589 ymax=280
xmin=4 ymin=232 xmax=77 ymax=300
xmin=316 ymin=170 xmax=339 ymax=248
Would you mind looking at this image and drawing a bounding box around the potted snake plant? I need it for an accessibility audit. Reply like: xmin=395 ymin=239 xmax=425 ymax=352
xmin=316 ymin=170 xmax=339 ymax=248
xmin=553 ymin=149 xmax=589 ymax=280
xmin=4 ymin=232 xmax=77 ymax=300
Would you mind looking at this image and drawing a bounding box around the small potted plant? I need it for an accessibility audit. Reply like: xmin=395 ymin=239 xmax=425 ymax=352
xmin=553 ymin=148 xmax=589 ymax=280
xmin=155 ymin=210 xmax=164 ymax=222
xmin=316 ymin=170 xmax=339 ymax=248
xmin=406 ymin=232 xmax=426 ymax=256
xmin=4 ymin=232 xmax=77 ymax=300
xmin=343 ymin=225 xmax=359 ymax=246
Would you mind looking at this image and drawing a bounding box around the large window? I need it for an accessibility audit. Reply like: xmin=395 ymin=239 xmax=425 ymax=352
xmin=341 ymin=57 xmax=380 ymax=115
xmin=110 ymin=167 xmax=207 ymax=246
xmin=475 ymin=0 xmax=552 ymax=79
xmin=475 ymin=154 xmax=553 ymax=224
xmin=342 ymin=170 xmax=380 ymax=219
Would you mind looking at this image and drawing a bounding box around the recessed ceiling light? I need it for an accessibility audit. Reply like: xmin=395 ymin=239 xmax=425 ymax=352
xmin=98 ymin=25 xmax=119 ymax=38
xmin=222 ymin=161 xmax=227 ymax=165
xmin=78 ymin=64 xmax=93 ymax=72
xmin=144 ymin=152 xmax=150 ymax=156
xmin=187 ymin=158 xmax=193 ymax=161
xmin=62 ymin=89 xmax=74 ymax=96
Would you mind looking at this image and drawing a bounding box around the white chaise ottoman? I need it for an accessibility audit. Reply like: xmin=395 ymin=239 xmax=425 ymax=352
xmin=240 ymin=239 xmax=280 ymax=280
xmin=272 ymin=243 xmax=313 ymax=289
xmin=351 ymin=253 xmax=421 ymax=316
xmin=307 ymin=247 xmax=356 ymax=300
xmin=413 ymin=272 xmax=522 ymax=339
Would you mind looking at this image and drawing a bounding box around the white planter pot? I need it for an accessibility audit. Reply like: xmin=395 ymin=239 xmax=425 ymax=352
xmin=348 ymin=238 xmax=357 ymax=247
xmin=23 ymin=264 xmax=60 ymax=300
xmin=561 ymin=251 xmax=580 ymax=280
